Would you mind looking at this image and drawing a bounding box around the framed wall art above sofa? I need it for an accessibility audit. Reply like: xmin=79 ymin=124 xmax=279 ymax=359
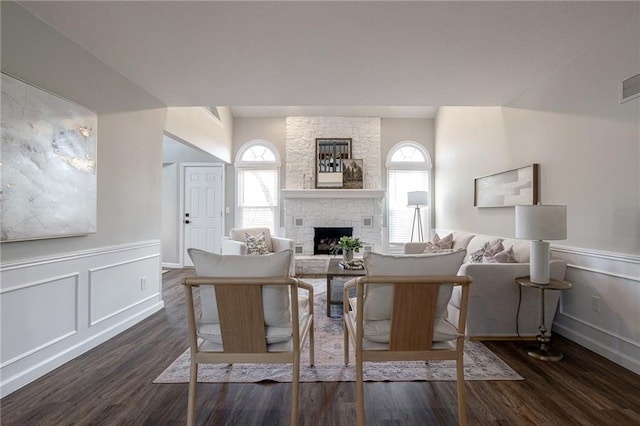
xmin=474 ymin=163 xmax=539 ymax=208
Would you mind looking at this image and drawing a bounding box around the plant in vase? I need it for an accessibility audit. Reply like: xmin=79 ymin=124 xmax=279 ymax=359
xmin=331 ymin=236 xmax=363 ymax=262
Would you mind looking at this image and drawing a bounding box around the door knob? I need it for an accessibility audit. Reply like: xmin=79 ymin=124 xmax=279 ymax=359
xmin=185 ymin=220 xmax=191 ymax=224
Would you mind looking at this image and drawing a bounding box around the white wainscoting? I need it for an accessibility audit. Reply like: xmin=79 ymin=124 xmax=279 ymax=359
xmin=551 ymin=245 xmax=640 ymax=374
xmin=0 ymin=240 xmax=164 ymax=397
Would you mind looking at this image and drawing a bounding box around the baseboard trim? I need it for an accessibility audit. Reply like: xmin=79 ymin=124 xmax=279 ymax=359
xmin=470 ymin=336 xmax=536 ymax=341
xmin=554 ymin=323 xmax=640 ymax=375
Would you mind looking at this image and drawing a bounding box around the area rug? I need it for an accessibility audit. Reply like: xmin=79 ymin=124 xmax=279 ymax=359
xmin=154 ymin=279 xmax=523 ymax=383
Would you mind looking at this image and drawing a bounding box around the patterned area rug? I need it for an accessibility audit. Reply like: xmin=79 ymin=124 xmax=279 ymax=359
xmin=154 ymin=279 xmax=523 ymax=383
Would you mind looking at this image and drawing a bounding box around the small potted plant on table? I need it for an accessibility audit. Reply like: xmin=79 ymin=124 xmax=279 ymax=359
xmin=331 ymin=236 xmax=363 ymax=262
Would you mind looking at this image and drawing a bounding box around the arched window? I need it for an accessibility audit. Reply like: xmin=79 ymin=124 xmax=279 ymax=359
xmin=235 ymin=140 xmax=281 ymax=232
xmin=386 ymin=142 xmax=432 ymax=246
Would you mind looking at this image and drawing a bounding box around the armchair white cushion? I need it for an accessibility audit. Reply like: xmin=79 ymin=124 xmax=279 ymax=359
xmin=221 ymin=227 xmax=295 ymax=275
xmin=352 ymin=250 xmax=467 ymax=344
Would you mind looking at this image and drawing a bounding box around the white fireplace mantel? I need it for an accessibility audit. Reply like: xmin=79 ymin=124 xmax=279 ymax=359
xmin=282 ymin=189 xmax=385 ymax=199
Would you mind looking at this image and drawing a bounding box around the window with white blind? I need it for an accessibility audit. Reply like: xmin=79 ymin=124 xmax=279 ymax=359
xmin=386 ymin=142 xmax=432 ymax=246
xmin=235 ymin=141 xmax=280 ymax=232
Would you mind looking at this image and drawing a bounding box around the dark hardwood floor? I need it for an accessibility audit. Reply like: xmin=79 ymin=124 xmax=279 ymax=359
xmin=2 ymin=268 xmax=639 ymax=425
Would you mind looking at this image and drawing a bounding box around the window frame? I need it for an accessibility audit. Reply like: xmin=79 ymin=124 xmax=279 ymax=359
xmin=386 ymin=141 xmax=433 ymax=251
xmin=234 ymin=140 xmax=281 ymax=232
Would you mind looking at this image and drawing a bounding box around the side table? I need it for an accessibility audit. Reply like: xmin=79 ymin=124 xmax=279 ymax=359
xmin=515 ymin=276 xmax=572 ymax=361
xmin=326 ymin=258 xmax=366 ymax=317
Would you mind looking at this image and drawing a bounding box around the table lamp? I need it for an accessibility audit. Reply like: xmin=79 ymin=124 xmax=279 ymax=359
xmin=407 ymin=191 xmax=429 ymax=242
xmin=515 ymin=204 xmax=567 ymax=284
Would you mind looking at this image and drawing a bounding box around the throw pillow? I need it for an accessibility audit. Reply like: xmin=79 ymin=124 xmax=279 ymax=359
xmin=483 ymin=246 xmax=518 ymax=263
xmin=245 ymin=232 xmax=270 ymax=255
xmin=432 ymin=233 xmax=454 ymax=249
xmin=468 ymin=242 xmax=489 ymax=263
xmin=482 ymin=239 xmax=504 ymax=258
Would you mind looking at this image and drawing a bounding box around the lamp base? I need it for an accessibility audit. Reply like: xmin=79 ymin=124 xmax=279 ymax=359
xmin=527 ymin=345 xmax=563 ymax=362
xmin=530 ymin=240 xmax=550 ymax=284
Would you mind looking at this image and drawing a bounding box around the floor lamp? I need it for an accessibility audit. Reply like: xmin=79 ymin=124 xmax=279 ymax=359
xmin=515 ymin=204 xmax=567 ymax=284
xmin=408 ymin=191 xmax=429 ymax=242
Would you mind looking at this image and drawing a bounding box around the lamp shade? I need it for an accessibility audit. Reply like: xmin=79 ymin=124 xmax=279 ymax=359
xmin=407 ymin=191 xmax=429 ymax=207
xmin=515 ymin=205 xmax=567 ymax=240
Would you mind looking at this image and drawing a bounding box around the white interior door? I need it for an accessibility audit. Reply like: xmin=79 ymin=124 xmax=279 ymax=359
xmin=183 ymin=166 xmax=223 ymax=266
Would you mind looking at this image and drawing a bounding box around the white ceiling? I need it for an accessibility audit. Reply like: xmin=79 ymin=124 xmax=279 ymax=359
xmin=18 ymin=1 xmax=638 ymax=118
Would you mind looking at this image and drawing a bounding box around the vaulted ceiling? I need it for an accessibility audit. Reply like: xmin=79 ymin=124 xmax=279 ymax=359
xmin=17 ymin=1 xmax=638 ymax=117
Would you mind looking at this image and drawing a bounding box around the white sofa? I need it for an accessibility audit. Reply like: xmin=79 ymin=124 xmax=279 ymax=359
xmin=404 ymin=231 xmax=567 ymax=339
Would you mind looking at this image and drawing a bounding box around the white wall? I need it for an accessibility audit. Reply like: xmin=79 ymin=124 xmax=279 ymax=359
xmin=435 ymin=18 xmax=640 ymax=373
xmin=1 ymin=2 xmax=165 ymax=395
xmin=164 ymin=106 xmax=233 ymax=164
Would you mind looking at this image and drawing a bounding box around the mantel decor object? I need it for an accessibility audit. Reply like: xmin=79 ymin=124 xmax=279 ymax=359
xmin=316 ymin=138 xmax=351 ymax=188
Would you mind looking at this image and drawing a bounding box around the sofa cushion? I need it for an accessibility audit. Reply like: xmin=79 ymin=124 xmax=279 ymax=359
xmin=450 ymin=231 xmax=476 ymax=251
xmin=362 ymin=250 xmax=466 ymax=322
xmin=187 ymin=248 xmax=292 ymax=327
xmin=501 ymin=238 xmax=531 ymax=263
xmin=229 ymin=227 xmax=274 ymax=252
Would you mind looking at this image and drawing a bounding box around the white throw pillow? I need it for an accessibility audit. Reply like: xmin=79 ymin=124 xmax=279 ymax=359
xmin=362 ymin=250 xmax=466 ymax=321
xmin=187 ymin=248 xmax=292 ymax=327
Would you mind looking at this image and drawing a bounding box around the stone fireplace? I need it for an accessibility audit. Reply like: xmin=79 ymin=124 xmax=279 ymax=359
xmin=283 ymin=189 xmax=384 ymax=273
xmin=282 ymin=116 xmax=384 ymax=274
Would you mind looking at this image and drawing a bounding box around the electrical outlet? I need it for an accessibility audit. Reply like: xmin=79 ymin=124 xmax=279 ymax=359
xmin=140 ymin=276 xmax=147 ymax=291
xmin=591 ymin=295 xmax=601 ymax=313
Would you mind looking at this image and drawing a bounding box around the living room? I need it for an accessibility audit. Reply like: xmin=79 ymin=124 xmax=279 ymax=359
xmin=1 ymin=1 xmax=638 ymax=422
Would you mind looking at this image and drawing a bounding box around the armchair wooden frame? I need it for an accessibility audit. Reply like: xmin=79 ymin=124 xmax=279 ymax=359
xmin=183 ymin=276 xmax=314 ymax=426
xmin=343 ymin=275 xmax=472 ymax=426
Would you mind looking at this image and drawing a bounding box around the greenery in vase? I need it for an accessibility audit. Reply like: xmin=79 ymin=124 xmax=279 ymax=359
xmin=331 ymin=236 xmax=363 ymax=254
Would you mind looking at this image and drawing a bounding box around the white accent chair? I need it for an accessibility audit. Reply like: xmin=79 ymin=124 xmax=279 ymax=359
xmin=343 ymin=250 xmax=472 ymax=426
xmin=221 ymin=227 xmax=296 ymax=275
xmin=184 ymin=249 xmax=314 ymax=426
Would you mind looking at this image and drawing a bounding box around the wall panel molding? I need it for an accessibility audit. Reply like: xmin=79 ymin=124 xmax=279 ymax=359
xmin=0 ymin=240 xmax=164 ymax=397
xmin=551 ymin=244 xmax=639 ymax=374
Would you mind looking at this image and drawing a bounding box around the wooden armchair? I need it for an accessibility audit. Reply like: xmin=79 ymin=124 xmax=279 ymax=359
xmin=343 ymin=251 xmax=472 ymax=425
xmin=184 ymin=249 xmax=314 ymax=426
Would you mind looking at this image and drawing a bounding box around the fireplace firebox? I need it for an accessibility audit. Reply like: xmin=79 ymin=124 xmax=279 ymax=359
xmin=314 ymin=227 xmax=353 ymax=255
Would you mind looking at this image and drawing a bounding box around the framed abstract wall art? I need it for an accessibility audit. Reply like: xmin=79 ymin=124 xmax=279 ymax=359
xmin=1 ymin=73 xmax=97 ymax=241
xmin=474 ymin=164 xmax=539 ymax=208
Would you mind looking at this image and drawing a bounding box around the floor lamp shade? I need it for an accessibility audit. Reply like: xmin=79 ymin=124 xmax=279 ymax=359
xmin=515 ymin=205 xmax=567 ymax=284
xmin=407 ymin=191 xmax=429 ymax=207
